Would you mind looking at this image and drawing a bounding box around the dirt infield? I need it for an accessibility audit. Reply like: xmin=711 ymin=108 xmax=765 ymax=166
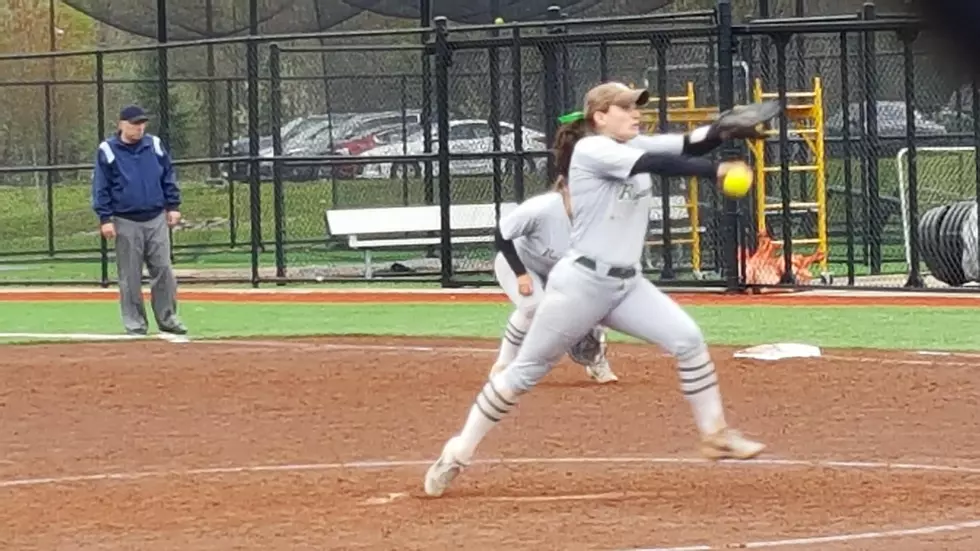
xmin=1 ymin=335 xmax=978 ymax=550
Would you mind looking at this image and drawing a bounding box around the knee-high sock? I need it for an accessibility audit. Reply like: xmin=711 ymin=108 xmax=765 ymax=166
xmin=455 ymin=373 xmax=521 ymax=462
xmin=677 ymin=344 xmax=726 ymax=435
xmin=495 ymin=309 xmax=531 ymax=366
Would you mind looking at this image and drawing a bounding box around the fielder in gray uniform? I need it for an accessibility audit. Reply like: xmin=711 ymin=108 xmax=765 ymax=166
xmin=425 ymin=82 xmax=765 ymax=497
xmin=92 ymin=105 xmax=187 ymax=336
xmin=490 ymin=119 xmax=735 ymax=384
xmin=491 ymin=179 xmax=618 ymax=384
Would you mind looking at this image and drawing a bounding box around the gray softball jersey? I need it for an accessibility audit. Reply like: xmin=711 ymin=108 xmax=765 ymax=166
xmin=498 ymin=191 xmax=570 ymax=278
xmin=566 ymin=133 xmax=685 ymax=267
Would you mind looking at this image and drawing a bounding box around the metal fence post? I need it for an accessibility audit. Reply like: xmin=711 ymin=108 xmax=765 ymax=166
xmin=757 ymin=0 xmax=771 ymax=87
xmin=400 ymin=74 xmax=410 ymax=206
xmin=488 ymin=21 xmax=503 ymax=222
xmin=861 ymin=2 xmax=882 ymax=275
xmin=560 ymin=11 xmax=573 ymax=112
xmin=839 ymin=32 xmax=856 ymax=286
xmin=44 ymin=77 xmax=55 ymax=257
xmin=434 ymin=16 xmax=454 ymax=287
xmin=246 ymin=0 xmax=261 ymax=288
xmin=96 ymin=51 xmax=109 ymax=288
xmin=421 ymin=0 xmax=435 ymax=206
xmin=654 ymin=36 xmax=674 ymax=280
xmin=156 ymin=0 xmax=174 ymax=265
xmin=269 ymin=44 xmax=286 ymax=283
xmin=225 ymin=79 xmax=237 ymax=248
xmin=156 ymin=0 xmax=171 ymax=148
xmin=716 ymin=0 xmax=741 ymax=291
xmin=511 ymin=26 xmax=526 ymax=202
xmin=974 ymin=80 xmax=980 ymax=272
xmin=775 ymin=32 xmax=795 ymax=285
xmin=542 ymin=6 xmax=563 ymax=184
xmin=900 ymin=28 xmax=923 ymax=288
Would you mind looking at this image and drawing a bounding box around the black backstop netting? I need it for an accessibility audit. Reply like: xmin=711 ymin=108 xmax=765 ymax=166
xmin=62 ymin=0 xmax=620 ymax=40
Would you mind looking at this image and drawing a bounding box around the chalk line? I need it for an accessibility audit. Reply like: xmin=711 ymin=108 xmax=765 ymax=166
xmin=0 ymin=332 xmax=189 ymax=344
xmin=2 ymin=334 xmax=979 ymax=369
xmin=628 ymin=520 xmax=980 ymax=550
xmin=205 ymin=339 xmax=980 ymax=368
xmin=2 ymin=455 xmax=978 ymax=549
xmin=0 ymin=332 xmax=145 ymax=341
xmin=3 ymin=454 xmax=980 ymax=489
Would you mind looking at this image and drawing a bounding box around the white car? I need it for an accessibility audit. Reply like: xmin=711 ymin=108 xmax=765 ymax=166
xmin=357 ymin=119 xmax=547 ymax=179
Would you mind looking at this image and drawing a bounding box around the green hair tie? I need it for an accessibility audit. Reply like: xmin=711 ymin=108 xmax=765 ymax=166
xmin=557 ymin=111 xmax=584 ymax=124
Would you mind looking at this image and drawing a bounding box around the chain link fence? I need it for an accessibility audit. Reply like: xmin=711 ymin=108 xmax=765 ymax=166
xmin=0 ymin=4 xmax=978 ymax=290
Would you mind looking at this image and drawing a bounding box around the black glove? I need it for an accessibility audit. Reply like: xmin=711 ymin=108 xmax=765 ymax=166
xmin=710 ymin=100 xmax=781 ymax=141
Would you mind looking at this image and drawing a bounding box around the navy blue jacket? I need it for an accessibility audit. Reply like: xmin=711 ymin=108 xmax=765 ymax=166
xmin=91 ymin=133 xmax=181 ymax=224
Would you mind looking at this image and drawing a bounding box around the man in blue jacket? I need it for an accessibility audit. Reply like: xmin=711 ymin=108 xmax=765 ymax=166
xmin=91 ymin=105 xmax=188 ymax=336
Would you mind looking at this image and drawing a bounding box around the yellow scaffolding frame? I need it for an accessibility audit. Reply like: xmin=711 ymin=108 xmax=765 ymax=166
xmin=637 ymin=81 xmax=705 ymax=273
xmin=747 ymin=77 xmax=828 ymax=276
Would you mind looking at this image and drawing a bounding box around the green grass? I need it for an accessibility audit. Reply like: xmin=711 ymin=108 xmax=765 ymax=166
xmin=0 ymin=301 xmax=978 ymax=351
xmin=2 ymin=149 xmax=974 ymax=284
xmin=0 ymin=238 xmax=916 ymax=283
xmin=0 ymin=155 xmax=944 ymax=260
xmin=0 ymin=175 xmax=550 ymax=255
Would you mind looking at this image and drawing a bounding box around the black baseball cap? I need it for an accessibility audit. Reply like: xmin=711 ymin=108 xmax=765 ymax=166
xmin=119 ymin=105 xmax=149 ymax=123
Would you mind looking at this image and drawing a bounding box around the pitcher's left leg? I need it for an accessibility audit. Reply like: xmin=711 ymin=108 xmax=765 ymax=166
xmin=425 ymin=260 xmax=614 ymax=497
xmin=603 ymin=278 xmax=764 ymax=459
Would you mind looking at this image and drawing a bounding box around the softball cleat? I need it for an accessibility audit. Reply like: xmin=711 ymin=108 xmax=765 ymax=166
xmin=700 ymin=427 xmax=766 ymax=460
xmin=423 ymin=436 xmax=469 ymax=498
xmin=585 ymin=358 xmax=619 ymax=384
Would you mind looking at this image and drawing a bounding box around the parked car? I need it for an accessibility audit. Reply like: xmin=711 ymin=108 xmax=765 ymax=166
xmin=937 ymin=86 xmax=978 ymax=133
xmin=357 ymin=119 xmax=547 ymax=179
xmin=267 ymin=111 xmax=424 ymax=181
xmin=824 ymin=100 xmax=948 ymax=158
xmin=825 ymin=100 xmax=948 ymax=137
xmin=331 ymin=122 xmax=423 ymax=178
xmin=223 ymin=113 xmax=358 ymax=181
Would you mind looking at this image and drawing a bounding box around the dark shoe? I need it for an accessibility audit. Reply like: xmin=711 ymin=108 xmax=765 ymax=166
xmin=159 ymin=323 xmax=188 ymax=335
xmin=126 ymin=328 xmax=148 ymax=336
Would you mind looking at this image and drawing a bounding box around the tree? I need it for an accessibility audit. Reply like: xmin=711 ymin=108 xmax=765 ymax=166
xmin=131 ymin=51 xmax=194 ymax=159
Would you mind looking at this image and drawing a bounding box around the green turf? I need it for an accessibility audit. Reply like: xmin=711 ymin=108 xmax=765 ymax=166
xmin=0 ymin=149 xmax=970 ymax=284
xmin=0 ymin=301 xmax=976 ymax=351
xmin=0 ymin=175 xmax=549 ymax=255
xmin=0 ymin=238 xmax=916 ymax=283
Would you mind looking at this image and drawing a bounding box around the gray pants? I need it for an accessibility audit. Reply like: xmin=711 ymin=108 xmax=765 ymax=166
xmin=114 ymin=213 xmax=178 ymax=333
xmin=500 ymin=255 xmax=704 ymax=393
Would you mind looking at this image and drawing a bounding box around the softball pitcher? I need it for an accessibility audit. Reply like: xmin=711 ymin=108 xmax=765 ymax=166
xmin=425 ymin=82 xmax=766 ymax=497
xmin=489 ymin=118 xmax=738 ymax=384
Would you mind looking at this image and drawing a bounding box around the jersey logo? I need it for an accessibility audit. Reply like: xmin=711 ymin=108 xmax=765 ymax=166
xmin=616 ymin=182 xmax=652 ymax=202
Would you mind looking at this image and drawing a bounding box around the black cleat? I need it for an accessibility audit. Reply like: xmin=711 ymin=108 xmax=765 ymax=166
xmin=159 ymin=323 xmax=188 ymax=335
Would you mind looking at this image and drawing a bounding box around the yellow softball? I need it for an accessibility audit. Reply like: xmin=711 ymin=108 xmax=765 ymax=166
xmin=494 ymin=17 xmax=505 ymax=24
xmin=722 ymin=163 xmax=753 ymax=198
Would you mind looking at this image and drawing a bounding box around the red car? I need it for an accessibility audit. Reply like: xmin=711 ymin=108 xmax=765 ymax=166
xmin=331 ymin=124 xmax=421 ymax=179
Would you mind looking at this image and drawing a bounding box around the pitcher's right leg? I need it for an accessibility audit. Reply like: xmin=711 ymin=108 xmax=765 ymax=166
xmin=425 ymin=259 xmax=615 ymax=497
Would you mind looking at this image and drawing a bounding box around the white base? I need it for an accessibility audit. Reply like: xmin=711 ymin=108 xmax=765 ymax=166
xmin=733 ymin=343 xmax=822 ymax=361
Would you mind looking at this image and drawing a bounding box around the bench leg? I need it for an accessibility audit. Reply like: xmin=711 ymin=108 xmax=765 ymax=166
xmin=364 ymin=250 xmax=373 ymax=279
